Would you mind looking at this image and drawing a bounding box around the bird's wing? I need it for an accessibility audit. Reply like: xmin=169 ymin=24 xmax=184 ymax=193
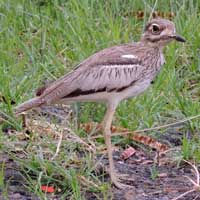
xmin=64 ymin=64 xmax=143 ymax=98
xmin=39 ymin=43 xmax=148 ymax=103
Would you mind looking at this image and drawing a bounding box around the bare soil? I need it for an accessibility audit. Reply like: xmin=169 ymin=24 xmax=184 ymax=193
xmin=1 ymin=106 xmax=200 ymax=200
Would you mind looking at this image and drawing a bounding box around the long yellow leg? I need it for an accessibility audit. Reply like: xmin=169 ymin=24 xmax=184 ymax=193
xmin=102 ymin=103 xmax=131 ymax=189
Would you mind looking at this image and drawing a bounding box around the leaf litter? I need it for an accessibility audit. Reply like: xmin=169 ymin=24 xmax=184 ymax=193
xmin=1 ymin=105 xmax=200 ymax=200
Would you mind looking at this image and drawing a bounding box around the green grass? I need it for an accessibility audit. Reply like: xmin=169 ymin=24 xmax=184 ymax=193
xmin=0 ymin=0 xmax=200 ymax=198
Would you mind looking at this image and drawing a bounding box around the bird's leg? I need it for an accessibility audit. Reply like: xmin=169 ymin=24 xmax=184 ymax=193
xmin=102 ymin=103 xmax=131 ymax=189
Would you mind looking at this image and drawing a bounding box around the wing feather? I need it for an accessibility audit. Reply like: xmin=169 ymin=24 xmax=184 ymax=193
xmin=63 ymin=64 xmax=144 ymax=98
xmin=38 ymin=43 xmax=155 ymax=103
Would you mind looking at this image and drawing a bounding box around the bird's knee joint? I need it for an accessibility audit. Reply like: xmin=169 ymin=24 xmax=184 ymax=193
xmin=103 ymin=128 xmax=111 ymax=137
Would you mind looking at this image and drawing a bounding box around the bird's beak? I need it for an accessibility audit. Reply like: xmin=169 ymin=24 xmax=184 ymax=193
xmin=170 ymin=35 xmax=186 ymax=42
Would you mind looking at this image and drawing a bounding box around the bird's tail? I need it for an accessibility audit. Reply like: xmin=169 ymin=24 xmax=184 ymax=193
xmin=15 ymin=97 xmax=45 ymax=115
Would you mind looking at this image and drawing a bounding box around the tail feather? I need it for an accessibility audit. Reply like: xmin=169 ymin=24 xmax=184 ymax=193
xmin=15 ymin=97 xmax=44 ymax=115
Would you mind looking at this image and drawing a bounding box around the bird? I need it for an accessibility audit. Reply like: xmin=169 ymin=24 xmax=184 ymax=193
xmin=15 ymin=18 xmax=185 ymax=189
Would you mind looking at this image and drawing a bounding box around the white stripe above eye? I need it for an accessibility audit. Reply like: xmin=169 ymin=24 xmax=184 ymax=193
xmin=121 ymin=54 xmax=138 ymax=59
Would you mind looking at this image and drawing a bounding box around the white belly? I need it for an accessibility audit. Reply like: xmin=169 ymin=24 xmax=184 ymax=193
xmin=117 ymin=79 xmax=151 ymax=100
xmin=60 ymin=80 xmax=151 ymax=105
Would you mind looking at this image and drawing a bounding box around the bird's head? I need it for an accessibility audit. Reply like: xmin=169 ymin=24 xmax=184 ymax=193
xmin=141 ymin=18 xmax=185 ymax=47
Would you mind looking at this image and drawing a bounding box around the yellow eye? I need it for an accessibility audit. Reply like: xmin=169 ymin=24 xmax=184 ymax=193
xmin=152 ymin=24 xmax=160 ymax=34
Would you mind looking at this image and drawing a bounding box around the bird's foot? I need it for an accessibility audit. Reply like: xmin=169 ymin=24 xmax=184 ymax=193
xmin=111 ymin=173 xmax=134 ymax=189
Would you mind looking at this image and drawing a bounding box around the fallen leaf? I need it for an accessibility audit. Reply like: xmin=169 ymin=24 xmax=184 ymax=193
xmin=121 ymin=147 xmax=136 ymax=160
xmin=132 ymin=133 xmax=169 ymax=152
xmin=41 ymin=185 xmax=55 ymax=193
xmin=80 ymin=122 xmax=169 ymax=152
xmin=124 ymin=189 xmax=136 ymax=200
xmin=158 ymin=173 xmax=168 ymax=178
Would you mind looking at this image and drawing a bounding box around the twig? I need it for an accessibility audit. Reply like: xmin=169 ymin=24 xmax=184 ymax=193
xmin=58 ymin=125 xmax=96 ymax=153
xmin=172 ymin=188 xmax=196 ymax=200
xmin=172 ymin=160 xmax=200 ymax=200
xmin=78 ymin=175 xmax=99 ymax=188
xmin=91 ymin=114 xmax=200 ymax=139
xmin=51 ymin=130 xmax=63 ymax=161
xmin=183 ymin=160 xmax=200 ymax=186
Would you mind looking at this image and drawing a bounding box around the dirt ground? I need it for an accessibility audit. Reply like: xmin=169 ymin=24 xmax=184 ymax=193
xmin=1 ymin=106 xmax=200 ymax=200
xmin=1 ymin=149 xmax=200 ymax=200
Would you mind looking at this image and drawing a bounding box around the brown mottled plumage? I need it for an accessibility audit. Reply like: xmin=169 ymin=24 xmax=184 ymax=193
xmin=15 ymin=18 xmax=185 ymax=188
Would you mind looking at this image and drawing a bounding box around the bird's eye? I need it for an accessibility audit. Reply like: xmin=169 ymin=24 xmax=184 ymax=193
xmin=152 ymin=24 xmax=160 ymax=34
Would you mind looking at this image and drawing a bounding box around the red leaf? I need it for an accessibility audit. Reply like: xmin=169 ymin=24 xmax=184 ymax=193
xmin=41 ymin=185 xmax=55 ymax=193
xmin=121 ymin=147 xmax=136 ymax=160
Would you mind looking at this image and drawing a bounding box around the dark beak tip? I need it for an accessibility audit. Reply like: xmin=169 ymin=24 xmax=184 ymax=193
xmin=175 ymin=35 xmax=186 ymax=43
